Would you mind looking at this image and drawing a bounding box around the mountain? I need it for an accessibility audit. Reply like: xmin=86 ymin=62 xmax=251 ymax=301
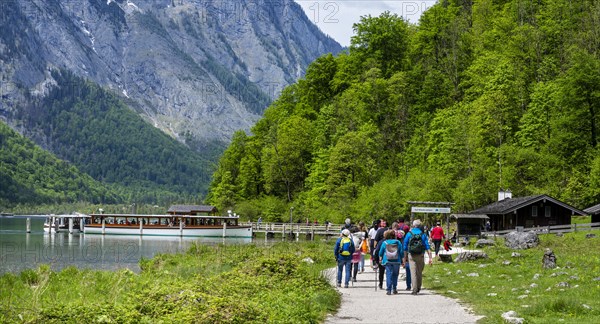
xmin=0 ymin=119 xmax=118 ymax=205
xmin=0 ymin=0 xmax=341 ymax=202
xmin=208 ymin=1 xmax=600 ymax=223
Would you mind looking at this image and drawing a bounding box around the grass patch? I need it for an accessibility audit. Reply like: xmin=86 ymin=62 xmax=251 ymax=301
xmin=425 ymin=231 xmax=600 ymax=323
xmin=0 ymin=241 xmax=339 ymax=323
xmin=572 ymin=215 xmax=591 ymax=224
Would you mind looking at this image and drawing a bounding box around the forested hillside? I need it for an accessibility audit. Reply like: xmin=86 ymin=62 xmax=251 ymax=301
xmin=6 ymin=70 xmax=211 ymax=206
xmin=208 ymin=0 xmax=600 ymax=222
xmin=0 ymin=121 xmax=119 ymax=206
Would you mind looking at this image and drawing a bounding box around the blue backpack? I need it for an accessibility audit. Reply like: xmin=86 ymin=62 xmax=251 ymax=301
xmin=339 ymin=237 xmax=353 ymax=256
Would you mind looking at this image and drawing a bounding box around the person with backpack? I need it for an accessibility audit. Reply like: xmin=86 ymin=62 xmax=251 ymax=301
xmin=403 ymin=219 xmax=432 ymax=295
xmin=378 ymin=229 xmax=404 ymax=295
xmin=334 ymin=229 xmax=355 ymax=288
xmin=358 ymin=221 xmax=369 ymax=273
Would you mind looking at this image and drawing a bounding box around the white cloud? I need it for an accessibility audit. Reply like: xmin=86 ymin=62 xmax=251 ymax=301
xmin=295 ymin=0 xmax=438 ymax=47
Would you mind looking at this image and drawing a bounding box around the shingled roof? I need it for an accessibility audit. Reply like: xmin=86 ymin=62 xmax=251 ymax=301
xmin=167 ymin=205 xmax=217 ymax=214
xmin=470 ymin=194 xmax=585 ymax=216
xmin=584 ymin=203 xmax=600 ymax=215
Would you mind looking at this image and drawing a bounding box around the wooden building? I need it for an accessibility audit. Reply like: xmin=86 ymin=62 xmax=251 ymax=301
xmin=470 ymin=194 xmax=585 ymax=231
xmin=450 ymin=214 xmax=489 ymax=238
xmin=167 ymin=205 xmax=218 ymax=216
xmin=583 ymin=203 xmax=600 ymax=224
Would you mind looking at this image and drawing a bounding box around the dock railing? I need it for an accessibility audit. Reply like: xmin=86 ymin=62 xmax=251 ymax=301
xmin=240 ymin=222 xmax=343 ymax=240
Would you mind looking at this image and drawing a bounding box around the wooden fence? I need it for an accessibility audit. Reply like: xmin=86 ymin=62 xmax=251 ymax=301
xmin=484 ymin=222 xmax=600 ymax=237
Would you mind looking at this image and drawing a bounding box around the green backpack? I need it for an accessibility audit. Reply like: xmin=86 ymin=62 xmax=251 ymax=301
xmin=408 ymin=231 xmax=425 ymax=254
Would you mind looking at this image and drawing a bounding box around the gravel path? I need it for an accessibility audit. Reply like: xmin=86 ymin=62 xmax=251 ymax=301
xmin=324 ymin=249 xmax=484 ymax=324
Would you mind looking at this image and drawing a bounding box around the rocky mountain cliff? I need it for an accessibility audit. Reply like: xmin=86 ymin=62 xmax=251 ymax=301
xmin=0 ymin=0 xmax=341 ymax=153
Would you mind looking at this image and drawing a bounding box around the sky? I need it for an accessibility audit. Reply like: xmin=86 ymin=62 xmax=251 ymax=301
xmin=295 ymin=0 xmax=438 ymax=47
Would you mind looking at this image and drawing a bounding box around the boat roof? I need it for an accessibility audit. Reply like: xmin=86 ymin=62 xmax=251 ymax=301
xmin=89 ymin=213 xmax=238 ymax=219
xmin=167 ymin=205 xmax=217 ymax=213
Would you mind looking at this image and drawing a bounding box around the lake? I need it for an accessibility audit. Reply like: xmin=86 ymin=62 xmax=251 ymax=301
xmin=0 ymin=216 xmax=253 ymax=274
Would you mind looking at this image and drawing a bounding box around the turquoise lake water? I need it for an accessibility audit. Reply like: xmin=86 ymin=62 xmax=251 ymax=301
xmin=0 ymin=216 xmax=252 ymax=274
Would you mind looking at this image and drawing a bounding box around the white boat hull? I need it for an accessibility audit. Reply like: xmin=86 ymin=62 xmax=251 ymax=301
xmin=84 ymin=225 xmax=253 ymax=238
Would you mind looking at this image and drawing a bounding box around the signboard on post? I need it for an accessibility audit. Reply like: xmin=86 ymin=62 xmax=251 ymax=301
xmin=411 ymin=207 xmax=451 ymax=214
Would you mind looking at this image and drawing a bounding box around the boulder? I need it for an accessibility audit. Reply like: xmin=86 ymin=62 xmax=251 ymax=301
xmin=542 ymin=249 xmax=557 ymax=269
xmin=439 ymin=254 xmax=453 ymax=263
xmin=455 ymin=251 xmax=488 ymax=262
xmin=474 ymin=239 xmax=496 ymax=248
xmin=504 ymin=231 xmax=539 ymax=249
xmin=502 ymin=311 xmax=524 ymax=324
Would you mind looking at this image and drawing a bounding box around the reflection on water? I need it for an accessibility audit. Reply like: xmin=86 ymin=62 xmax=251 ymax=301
xmin=0 ymin=216 xmax=251 ymax=274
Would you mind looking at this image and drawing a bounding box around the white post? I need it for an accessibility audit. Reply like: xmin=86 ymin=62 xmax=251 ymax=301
xmin=54 ymin=217 xmax=58 ymax=232
xmin=26 ymin=217 xmax=31 ymax=233
xmin=79 ymin=217 xmax=84 ymax=232
xmin=101 ymin=217 xmax=106 ymax=235
xmin=139 ymin=219 xmax=143 ymax=235
xmin=179 ymin=218 xmax=183 ymax=236
xmin=69 ymin=217 xmax=74 ymax=234
xmin=223 ymin=222 xmax=227 ymax=238
xmin=282 ymin=224 xmax=286 ymax=241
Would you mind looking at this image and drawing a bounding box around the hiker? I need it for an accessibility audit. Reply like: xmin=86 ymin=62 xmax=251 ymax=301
xmin=350 ymin=227 xmax=363 ymax=281
xmin=371 ymin=238 xmax=386 ymax=290
xmin=443 ymin=239 xmax=453 ymax=251
xmin=430 ymin=221 xmax=445 ymax=257
xmin=341 ymin=218 xmax=352 ymax=231
xmin=374 ymin=219 xmax=388 ymax=243
xmin=368 ymin=219 xmax=380 ymax=265
xmin=358 ymin=221 xmax=369 ymax=272
xmin=402 ymin=223 xmax=412 ymax=291
xmin=403 ymin=219 xmax=433 ymax=295
xmin=378 ymin=229 xmax=403 ymax=295
xmin=334 ymin=229 xmax=355 ymax=288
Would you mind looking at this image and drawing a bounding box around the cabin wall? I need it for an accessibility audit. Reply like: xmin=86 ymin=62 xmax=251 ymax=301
xmin=488 ymin=201 xmax=573 ymax=231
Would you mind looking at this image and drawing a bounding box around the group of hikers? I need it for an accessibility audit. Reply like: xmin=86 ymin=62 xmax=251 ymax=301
xmin=334 ymin=217 xmax=450 ymax=296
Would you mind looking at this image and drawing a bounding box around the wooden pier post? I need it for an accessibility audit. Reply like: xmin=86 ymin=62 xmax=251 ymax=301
xmin=139 ymin=220 xmax=143 ymax=235
xmin=101 ymin=217 xmax=106 ymax=235
xmin=222 ymin=222 xmax=227 ymax=238
xmin=179 ymin=219 xmax=183 ymax=236
xmin=68 ymin=217 xmax=74 ymax=234
xmin=26 ymin=217 xmax=31 ymax=233
xmin=79 ymin=216 xmax=84 ymax=232
xmin=282 ymin=224 xmax=286 ymax=241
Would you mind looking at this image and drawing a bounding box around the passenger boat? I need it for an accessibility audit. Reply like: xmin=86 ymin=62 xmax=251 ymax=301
xmin=83 ymin=205 xmax=252 ymax=238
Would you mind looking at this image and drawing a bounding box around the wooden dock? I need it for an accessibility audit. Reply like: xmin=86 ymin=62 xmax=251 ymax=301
xmin=243 ymin=222 xmax=343 ymax=241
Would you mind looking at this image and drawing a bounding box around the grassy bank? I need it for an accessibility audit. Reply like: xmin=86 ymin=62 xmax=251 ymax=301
xmin=0 ymin=242 xmax=339 ymax=323
xmin=426 ymin=231 xmax=600 ymax=323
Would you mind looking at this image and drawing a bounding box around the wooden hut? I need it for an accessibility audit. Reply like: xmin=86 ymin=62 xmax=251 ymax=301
xmin=469 ymin=194 xmax=585 ymax=231
xmin=583 ymin=203 xmax=600 ymax=224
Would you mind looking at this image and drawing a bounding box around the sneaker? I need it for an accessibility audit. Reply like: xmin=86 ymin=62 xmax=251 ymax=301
xmin=411 ymin=291 xmax=418 ymax=295
xmin=405 ymin=287 xmax=411 ymax=291
xmin=386 ymin=291 xmax=391 ymax=295
xmin=393 ymin=289 xmax=398 ymax=294
xmin=337 ymin=283 xmax=341 ymax=288
xmin=344 ymin=284 xmax=349 ymax=288
xmin=352 ymin=278 xmax=357 ymax=282
xmin=379 ymin=284 xmax=383 ymax=289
